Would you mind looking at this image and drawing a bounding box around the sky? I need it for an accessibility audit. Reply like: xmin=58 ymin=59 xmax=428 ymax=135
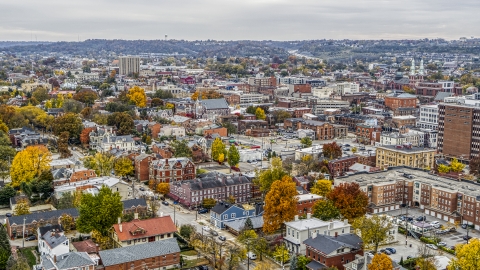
xmin=1 ymin=0 xmax=479 ymax=41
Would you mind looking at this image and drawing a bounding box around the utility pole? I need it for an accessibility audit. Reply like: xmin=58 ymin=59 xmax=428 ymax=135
xmin=22 ymin=217 xmax=26 ymax=248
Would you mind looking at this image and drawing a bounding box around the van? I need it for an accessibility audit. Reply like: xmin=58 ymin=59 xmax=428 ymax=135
xmin=247 ymin=252 xmax=257 ymax=260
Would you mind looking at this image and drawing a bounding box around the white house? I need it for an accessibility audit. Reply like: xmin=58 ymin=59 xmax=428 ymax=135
xmin=89 ymin=127 xmax=135 ymax=152
xmin=160 ymin=125 xmax=186 ymax=137
xmin=54 ymin=177 xmax=132 ymax=200
xmin=38 ymin=225 xmax=69 ymax=257
xmin=238 ymin=149 xmax=263 ymax=162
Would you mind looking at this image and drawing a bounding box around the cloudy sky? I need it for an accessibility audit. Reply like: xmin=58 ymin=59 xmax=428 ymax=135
xmin=1 ymin=0 xmax=479 ymax=41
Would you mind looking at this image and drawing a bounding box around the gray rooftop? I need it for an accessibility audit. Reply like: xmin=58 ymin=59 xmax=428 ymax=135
xmin=199 ymin=98 xmax=229 ymax=110
xmin=55 ymin=252 xmax=95 ymax=269
xmin=303 ymin=233 xmax=362 ymax=255
xmin=99 ymin=238 xmax=180 ymax=267
xmin=8 ymin=208 xmax=79 ymax=226
xmin=223 ymin=216 xmax=264 ymax=231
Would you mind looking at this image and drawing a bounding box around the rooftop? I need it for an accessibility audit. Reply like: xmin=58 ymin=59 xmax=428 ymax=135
xmin=377 ymin=145 xmax=436 ymax=153
xmin=285 ymin=218 xmax=348 ymax=231
xmin=112 ymin=216 xmax=176 ymax=242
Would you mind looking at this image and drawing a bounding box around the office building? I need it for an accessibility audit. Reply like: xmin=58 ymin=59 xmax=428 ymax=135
xmin=119 ymin=56 xmax=140 ymax=76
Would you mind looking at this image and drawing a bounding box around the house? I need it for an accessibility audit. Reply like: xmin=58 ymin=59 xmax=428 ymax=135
xmin=122 ymin=198 xmax=148 ymax=217
xmin=223 ymin=216 xmax=264 ymax=235
xmin=50 ymin=159 xmax=76 ymax=170
xmin=71 ymin=239 xmax=98 ymax=254
xmin=6 ymin=208 xmax=79 ymax=238
xmin=37 ymin=252 xmax=97 ymax=270
xmin=295 ymin=193 xmax=322 ymax=215
xmin=99 ymin=238 xmax=180 ymax=270
xmin=134 ymin=154 xmax=155 ymax=181
xmin=89 ymin=126 xmax=135 ymax=152
xmin=304 ymin=233 xmax=363 ymax=270
xmin=343 ymin=254 xmax=404 ymax=270
xmin=210 ymin=202 xmax=263 ymax=229
xmin=54 ymin=177 xmax=132 ymax=200
xmin=112 ymin=215 xmax=176 ymax=247
xmin=284 ymin=216 xmax=351 ymax=254
xmin=38 ymin=225 xmax=69 ymax=257
xmin=195 ymin=98 xmax=230 ymax=120
xmin=10 ymin=195 xmax=30 ymax=210
xmin=149 ymin=157 xmax=196 ymax=183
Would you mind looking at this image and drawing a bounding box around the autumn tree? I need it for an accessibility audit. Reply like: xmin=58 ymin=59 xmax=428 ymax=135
xmin=80 ymin=107 xmax=93 ymax=119
xmin=156 ymin=183 xmax=170 ymax=196
xmin=59 ymin=213 xmax=74 ymax=233
xmin=202 ymin=198 xmax=216 ymax=209
xmin=32 ymin=86 xmax=49 ymax=102
xmin=310 ymin=179 xmax=332 ymax=197
xmin=312 ymin=199 xmax=340 ymax=221
xmin=255 ymin=107 xmax=267 ymax=120
xmin=73 ymin=89 xmax=99 ymax=106
xmin=352 ymin=215 xmax=394 ymax=253
xmin=10 ymin=145 xmax=52 ymax=187
xmin=127 ymin=86 xmax=147 ymax=108
xmin=58 ymin=131 xmax=72 ymax=158
xmin=107 ymin=112 xmax=134 ymax=135
xmin=171 ymin=140 xmax=193 ymax=157
xmin=469 ymin=157 xmax=480 ymax=176
xmin=53 ymin=112 xmax=83 ymax=139
xmin=211 ymin=137 xmax=226 ymax=161
xmin=83 ymin=152 xmax=115 ymax=176
xmin=150 ymin=98 xmax=163 ymax=107
xmin=327 ymin=182 xmax=368 ymax=221
xmin=237 ymin=230 xmax=258 ymax=245
xmin=300 ymin=137 xmax=312 ymax=148
xmin=438 ymin=164 xmax=451 ymax=173
xmin=13 ymin=198 xmax=30 ymax=216
xmin=448 ymin=238 xmax=480 ymax=270
xmin=273 ymin=110 xmax=292 ymax=124
xmin=450 ymin=158 xmax=465 ymax=173
xmin=368 ymin=253 xmax=393 ymax=270
xmin=322 ymin=142 xmax=342 ymax=159
xmin=272 ymin=245 xmax=290 ymax=266
xmin=113 ymin=157 xmax=134 ymax=179
xmin=77 ymin=186 xmax=123 ymax=236
xmin=228 ymin=145 xmax=240 ymax=168
xmin=255 ymin=157 xmax=286 ymax=193
xmin=263 ymin=175 xmax=298 ymax=233
xmin=80 ymin=127 xmax=95 ymax=147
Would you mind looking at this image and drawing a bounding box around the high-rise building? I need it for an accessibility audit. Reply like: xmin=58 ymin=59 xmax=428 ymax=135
xmin=437 ymin=103 xmax=480 ymax=161
xmin=119 ymin=56 xmax=140 ymax=76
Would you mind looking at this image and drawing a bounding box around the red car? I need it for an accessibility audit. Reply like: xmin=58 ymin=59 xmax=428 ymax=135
xmin=231 ymin=166 xmax=240 ymax=172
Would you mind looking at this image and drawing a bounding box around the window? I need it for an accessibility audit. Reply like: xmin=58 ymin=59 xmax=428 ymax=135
xmin=231 ymin=213 xmax=236 ymax=218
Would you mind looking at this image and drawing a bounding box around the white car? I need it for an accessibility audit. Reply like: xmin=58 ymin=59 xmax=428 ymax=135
xmin=202 ymin=226 xmax=210 ymax=232
xmin=426 ymin=244 xmax=438 ymax=250
xmin=430 ymin=221 xmax=440 ymax=226
xmin=437 ymin=242 xmax=447 ymax=247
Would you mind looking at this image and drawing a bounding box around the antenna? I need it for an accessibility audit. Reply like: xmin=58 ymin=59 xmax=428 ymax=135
xmin=165 ymin=34 xmax=168 ymax=41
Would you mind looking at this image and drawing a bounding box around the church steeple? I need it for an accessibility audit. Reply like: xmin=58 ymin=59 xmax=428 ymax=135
xmin=410 ymin=58 xmax=416 ymax=75
xmin=419 ymin=58 xmax=425 ymax=75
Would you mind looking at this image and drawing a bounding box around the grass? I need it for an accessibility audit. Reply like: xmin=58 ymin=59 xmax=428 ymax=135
xmin=182 ymin=258 xmax=209 ymax=268
xmin=19 ymin=247 xmax=37 ymax=267
xmin=181 ymin=250 xmax=198 ymax=256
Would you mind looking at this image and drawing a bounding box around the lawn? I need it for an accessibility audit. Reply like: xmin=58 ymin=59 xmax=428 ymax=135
xmin=182 ymin=257 xmax=209 ymax=268
xmin=181 ymin=250 xmax=198 ymax=256
xmin=19 ymin=247 xmax=37 ymax=267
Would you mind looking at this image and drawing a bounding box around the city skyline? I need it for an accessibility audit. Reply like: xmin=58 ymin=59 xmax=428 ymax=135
xmin=1 ymin=0 xmax=479 ymax=41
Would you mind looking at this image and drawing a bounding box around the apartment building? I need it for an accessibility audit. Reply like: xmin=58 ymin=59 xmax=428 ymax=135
xmin=334 ymin=167 xmax=480 ymax=228
xmin=376 ymin=145 xmax=435 ymax=169
xmin=149 ymin=157 xmax=196 ymax=183
xmin=415 ymin=81 xmax=462 ymax=96
xmin=335 ymin=82 xmax=359 ymax=95
xmin=437 ymin=103 xmax=480 ymax=161
xmin=119 ymin=56 xmax=140 ymax=75
xmin=295 ymin=194 xmax=322 ymax=215
xmin=417 ymin=104 xmax=439 ymax=130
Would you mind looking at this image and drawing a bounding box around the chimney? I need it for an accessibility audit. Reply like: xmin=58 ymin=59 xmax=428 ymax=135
xmin=307 ymin=213 xmax=311 ymax=219
xmin=294 ymin=215 xmax=299 ymax=221
xmin=118 ymin=217 xmax=122 ymax=233
xmin=96 ymin=244 xmax=100 ymax=253
xmin=344 ymin=219 xmax=348 ymax=225
xmin=134 ymin=212 xmax=139 ymax=220
xmin=160 ymin=212 xmax=164 ymax=217
xmin=335 ymin=232 xmax=338 ymax=237
xmin=329 ymin=222 xmax=334 ymax=230
xmin=54 ymin=255 xmax=57 ymax=263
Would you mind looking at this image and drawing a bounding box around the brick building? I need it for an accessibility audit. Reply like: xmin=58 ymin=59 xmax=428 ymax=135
xmin=134 ymin=154 xmax=155 ymax=182
xmin=384 ymin=93 xmax=417 ymax=111
xmin=224 ymin=93 xmax=240 ymax=105
xmin=151 ymin=143 xmax=173 ymax=158
xmin=287 ymin=107 xmax=312 ymax=118
xmin=149 ymin=158 xmax=195 ymax=183
xmin=334 ymin=114 xmax=371 ymax=131
xmin=203 ymin=126 xmax=228 ymax=137
xmin=355 ymin=124 xmax=382 ymax=145
xmin=278 ymin=99 xmax=308 ymax=108
xmin=289 ymin=84 xmax=312 ymax=94
xmin=238 ymin=120 xmax=268 ymax=133
xmin=295 ymin=193 xmax=322 ymax=215
xmin=392 ymin=115 xmax=417 ymax=128
xmin=415 ymin=81 xmax=462 ymax=96
xmin=376 ymin=145 xmax=435 ymax=170
xmin=328 ymin=156 xmax=359 ymax=178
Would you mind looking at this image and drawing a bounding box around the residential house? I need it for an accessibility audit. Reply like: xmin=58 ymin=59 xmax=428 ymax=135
xmin=152 ymin=143 xmax=173 ymax=158
xmin=71 ymin=239 xmax=99 ymax=254
xmin=122 ymin=198 xmax=148 ymax=217
xmin=304 ymin=233 xmax=363 ymax=270
xmin=99 ymin=238 xmax=180 ymax=270
xmin=295 ymin=193 xmax=322 ymax=215
xmin=210 ymin=202 xmax=263 ymax=229
xmin=112 ymin=215 xmax=176 ymax=247
xmin=89 ymin=126 xmax=135 ymax=152
xmin=38 ymin=225 xmax=69 ymax=257
xmin=54 ymin=177 xmax=132 ymax=200
xmin=284 ymin=217 xmax=351 ymax=254
xmin=344 ymin=254 xmax=404 ymax=270
xmin=50 ymin=159 xmax=76 ymax=170
xmin=149 ymin=157 xmax=196 ymax=183
xmin=37 ymin=252 xmax=97 ymax=270
xmin=328 ymin=156 xmax=359 ymax=178
xmin=160 ymin=125 xmax=186 ymax=137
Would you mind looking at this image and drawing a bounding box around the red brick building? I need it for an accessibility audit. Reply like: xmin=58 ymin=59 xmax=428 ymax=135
xmin=134 ymin=154 xmax=156 ymax=182
xmin=355 ymin=124 xmax=382 ymax=144
xmin=149 ymin=158 xmax=196 ymax=183
xmin=295 ymin=193 xmax=322 ymax=215
xmin=289 ymin=84 xmax=312 ymax=94
xmin=287 ymin=107 xmax=312 ymax=118
xmin=203 ymin=127 xmax=228 ymax=137
xmin=224 ymin=94 xmax=240 ymax=105
xmin=384 ymin=93 xmax=417 ymax=111
xmin=328 ymin=156 xmax=358 ymax=178
xmin=304 ymin=234 xmax=363 ymax=270
xmin=152 ymin=144 xmax=173 ymax=158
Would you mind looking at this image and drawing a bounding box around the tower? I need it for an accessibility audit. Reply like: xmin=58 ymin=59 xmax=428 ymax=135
xmin=419 ymin=58 xmax=425 ymax=76
xmin=410 ymin=59 xmax=416 ymax=75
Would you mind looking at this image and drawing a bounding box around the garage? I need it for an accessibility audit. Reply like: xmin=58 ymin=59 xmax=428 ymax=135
xmin=425 ymin=209 xmax=430 ymax=215
xmin=374 ymin=209 xmax=378 ymax=213
xmin=437 ymin=213 xmax=442 ymax=219
xmin=450 ymin=218 xmax=455 ymax=223
xmin=443 ymin=216 xmax=449 ymax=221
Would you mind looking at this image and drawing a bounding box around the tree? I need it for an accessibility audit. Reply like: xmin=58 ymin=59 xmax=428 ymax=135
xmin=226 ymin=195 xmax=236 ymax=204
xmin=58 ymin=131 xmax=72 ymax=158
xmin=76 ymin=186 xmax=123 ymax=236
xmin=328 ymin=182 xmax=368 ymax=221
xmin=107 ymin=112 xmax=134 ymax=135
xmin=222 ymin=122 xmax=237 ymax=135
xmin=0 ymin=223 xmax=11 ymax=269
xmin=244 ymin=217 xmax=254 ymax=231
xmin=10 ymin=145 xmax=52 ymax=187
xmin=272 ymin=245 xmax=290 ymax=266
xmin=0 ymin=185 xmax=16 ymax=205
xmin=56 ymin=192 xmax=75 ymax=209
xmin=202 ymin=198 xmax=216 ymax=209
xmin=368 ymin=253 xmax=393 ymax=270
xmin=255 ymin=157 xmax=286 ymax=193
xmin=170 ymin=140 xmax=193 ymax=158
xmin=83 ymin=152 xmax=115 ymax=176
xmin=450 ymin=158 xmax=465 ymax=173
xmin=312 ymin=199 xmax=340 ymax=221
xmin=113 ymin=157 xmax=134 ymax=178
xmin=438 ymin=164 xmax=451 ymax=173
xmin=297 ymin=255 xmax=312 ymax=270
xmin=59 ymin=213 xmax=74 ymax=233
xmin=469 ymin=157 xmax=480 ymax=175
xmin=448 ymin=238 xmax=480 ymax=270
xmin=32 ymin=86 xmax=49 ymax=102
xmin=253 ymin=237 xmax=269 ymax=261
xmin=263 ymin=175 xmax=298 ymax=233
xmin=0 ymin=132 xmax=16 ymax=162
xmin=73 ymin=89 xmax=99 ymax=106
xmin=255 ymin=107 xmax=266 ymax=120
xmin=237 ymin=230 xmax=258 ymax=245
xmin=53 ymin=112 xmax=83 ymax=139
xmin=127 ymin=86 xmax=147 ymax=108
xmin=80 ymin=127 xmax=95 ymax=146
xmin=6 ymin=254 xmax=30 ymax=270
xmin=179 ymin=224 xmax=195 ymax=239
xmin=351 ymin=147 xmax=357 ymax=154
xmin=211 ymin=137 xmax=226 ymax=161
xmin=253 ymin=261 xmax=270 ymax=270
xmin=80 ymin=107 xmax=93 ymax=119
xmin=273 ymin=110 xmax=292 ymax=124
xmin=225 ymin=245 xmax=247 ymax=270
xmin=300 ymin=137 xmax=312 ymax=148
xmin=310 ymin=179 xmax=332 ymax=197
xmin=13 ymin=198 xmax=30 ymax=216
xmin=218 ymin=153 xmax=225 ymax=163
xmin=323 ymin=142 xmax=342 ymax=159
xmin=156 ymin=183 xmax=170 ymax=196
xmin=228 ymin=145 xmax=240 ymax=168
xmin=352 ymin=215 xmax=394 ymax=253
xmin=246 ymin=106 xmax=257 ymax=114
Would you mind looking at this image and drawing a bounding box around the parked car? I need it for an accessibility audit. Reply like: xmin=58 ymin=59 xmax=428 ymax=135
xmin=210 ymin=230 xmax=219 ymax=236
xmin=461 ymin=224 xmax=468 ymax=229
xmin=162 ymin=201 xmax=169 ymax=206
xmin=231 ymin=166 xmax=240 ymax=172
xmin=344 ymin=144 xmax=351 ymax=147
xmin=139 ymin=187 xmax=145 ymax=191
xmin=450 ymin=246 xmax=456 ymax=250
xmin=198 ymin=208 xmax=208 ymax=214
xmin=359 ymin=147 xmax=366 ymax=151
xmin=379 ymin=249 xmax=391 ymax=255
xmin=202 ymin=226 xmax=210 ymax=232
xmin=407 ymin=255 xmax=413 ymax=259
xmin=218 ymin=236 xmax=226 ymax=241
xmin=247 ymin=252 xmax=257 ymax=260
xmin=430 ymin=221 xmax=440 ymax=226
xmin=416 ymin=216 xmax=426 ymax=221
xmin=463 ymin=235 xmax=472 ymax=241
xmin=5 ymin=213 xmax=12 ymax=217
xmin=25 ymin=235 xmax=36 ymax=241
xmin=247 ymin=160 xmax=252 ymax=163
xmin=426 ymin=244 xmax=438 ymax=250
xmin=197 ymin=266 xmax=208 ymax=270
xmin=385 ymin=248 xmax=396 ymax=254
xmin=437 ymin=242 xmax=447 ymax=247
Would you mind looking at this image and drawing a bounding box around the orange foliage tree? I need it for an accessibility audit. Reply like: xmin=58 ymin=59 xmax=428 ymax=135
xmin=80 ymin=127 xmax=96 ymax=147
xmin=368 ymin=253 xmax=393 ymax=270
xmin=263 ymin=175 xmax=298 ymax=233
xmin=327 ymin=182 xmax=368 ymax=221
xmin=322 ymin=142 xmax=342 ymax=159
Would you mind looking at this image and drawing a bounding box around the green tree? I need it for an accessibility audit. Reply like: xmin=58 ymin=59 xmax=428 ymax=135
xmin=297 ymin=255 xmax=311 ymax=270
xmin=246 ymin=106 xmax=257 ymax=114
xmin=238 ymin=229 xmax=258 ymax=245
xmin=312 ymin=199 xmax=340 ymax=221
xmin=211 ymin=137 xmax=226 ymax=161
xmin=253 ymin=237 xmax=269 ymax=261
xmin=106 ymin=112 xmax=134 ymax=135
xmin=228 ymin=145 xmax=240 ymax=168
xmin=170 ymin=140 xmax=193 ymax=158
xmin=255 ymin=157 xmax=286 ymax=193
xmin=300 ymin=137 xmax=312 ymax=148
xmin=83 ymin=153 xmax=115 ymax=176
xmin=56 ymin=192 xmax=75 ymax=209
xmin=272 ymin=245 xmax=290 ymax=266
xmin=202 ymin=198 xmax=216 ymax=209
xmin=32 ymin=86 xmax=49 ymax=102
xmin=255 ymin=107 xmax=266 ymax=120
xmin=352 ymin=215 xmax=394 ymax=253
xmin=76 ymin=186 xmax=123 ymax=236
xmin=222 ymin=122 xmax=237 ymax=135
xmin=113 ymin=157 xmax=134 ymax=179
xmin=53 ymin=112 xmax=83 ymax=139
xmin=0 ymin=223 xmax=11 ymax=269
xmin=244 ymin=217 xmax=254 ymax=231
xmin=0 ymin=185 xmax=16 ymax=205
xmin=179 ymin=224 xmax=195 ymax=239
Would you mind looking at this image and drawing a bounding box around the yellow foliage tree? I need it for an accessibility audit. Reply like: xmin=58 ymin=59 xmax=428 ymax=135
xmin=60 ymin=213 xmax=74 ymax=233
xmin=156 ymin=183 xmax=170 ymax=196
xmin=448 ymin=238 xmax=480 ymax=270
xmin=218 ymin=153 xmax=225 ymax=163
xmin=263 ymin=176 xmax=298 ymax=233
xmin=191 ymin=91 xmax=199 ymax=101
xmin=254 ymin=261 xmax=271 ymax=270
xmin=255 ymin=107 xmax=266 ymax=120
xmin=10 ymin=146 xmax=52 ymax=187
xmin=127 ymin=86 xmax=147 ymax=108
xmin=310 ymin=179 xmax=332 ymax=197
xmin=14 ymin=198 xmax=30 ymax=216
xmin=450 ymin=158 xmax=465 ymax=173
xmin=368 ymin=253 xmax=393 ymax=270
